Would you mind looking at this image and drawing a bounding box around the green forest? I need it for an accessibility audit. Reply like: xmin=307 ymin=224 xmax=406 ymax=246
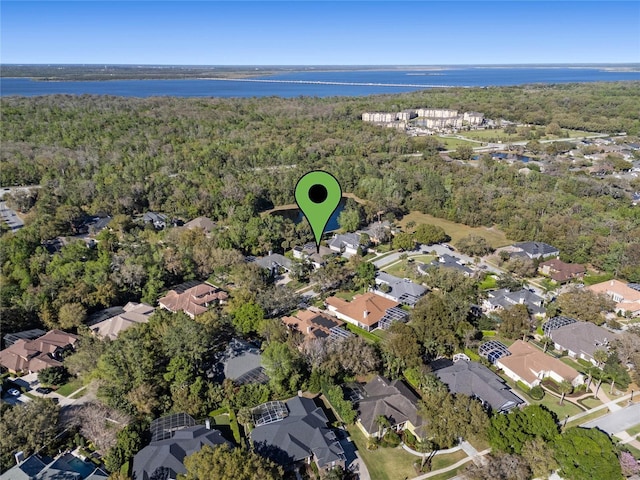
xmin=1 ymin=81 xmax=640 ymax=478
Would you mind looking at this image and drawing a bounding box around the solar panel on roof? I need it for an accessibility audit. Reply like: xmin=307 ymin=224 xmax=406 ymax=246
xmin=628 ymin=283 xmax=640 ymax=292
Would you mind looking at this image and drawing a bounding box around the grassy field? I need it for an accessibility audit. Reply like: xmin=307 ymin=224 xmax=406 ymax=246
xmin=383 ymin=255 xmax=434 ymax=279
xmin=456 ymin=128 xmax=598 ymax=143
xmin=346 ymin=425 xmax=467 ymax=480
xmin=399 ymin=212 xmax=511 ymax=249
xmin=436 ymin=136 xmax=480 ymax=150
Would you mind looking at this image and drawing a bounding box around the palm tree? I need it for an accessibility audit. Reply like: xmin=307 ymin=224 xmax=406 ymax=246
xmin=540 ymin=336 xmax=553 ymax=353
xmin=593 ymin=349 xmax=608 ymax=368
xmin=375 ymin=415 xmax=390 ymax=439
xmin=415 ymin=438 xmax=434 ymax=471
xmin=558 ymin=380 xmax=573 ymax=406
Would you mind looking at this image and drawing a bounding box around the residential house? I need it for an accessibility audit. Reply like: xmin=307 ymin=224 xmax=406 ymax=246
xmin=506 ymin=242 xmax=559 ymax=260
xmin=354 ymin=375 xmax=425 ymax=440
xmin=3 ymin=329 xmax=46 ymax=348
xmin=0 ymin=452 xmax=108 ymax=480
xmin=327 ymin=233 xmax=363 ymax=256
xmin=158 ymin=280 xmax=228 ymax=318
xmin=143 ymin=211 xmax=168 ymax=229
xmin=325 ymin=293 xmax=408 ymax=331
xmin=496 ymin=340 xmax=584 ymax=389
xmin=482 ymin=288 xmax=545 ymax=316
xmin=357 ymin=220 xmax=392 ymax=244
xmin=89 ymin=302 xmax=155 ymax=340
xmin=133 ymin=414 xmax=231 ymax=480
xmin=281 ymin=309 xmax=352 ymax=343
xmin=0 ymin=329 xmax=79 ymax=374
xmin=548 ymin=321 xmax=618 ymax=365
xmin=183 ymin=216 xmax=216 ymax=235
xmin=538 ymin=258 xmax=585 ymax=284
xmin=432 ymin=359 xmax=523 ymax=412
xmin=372 ymin=272 xmax=427 ymax=307
xmin=212 ymin=338 xmax=268 ymax=385
xmin=421 ymin=254 xmax=473 ymax=277
xmin=251 ymin=396 xmax=347 ymax=473
xmin=252 ymin=252 xmax=293 ymax=276
xmin=292 ymin=243 xmax=334 ymax=269
xmin=587 ymin=279 xmax=640 ymax=317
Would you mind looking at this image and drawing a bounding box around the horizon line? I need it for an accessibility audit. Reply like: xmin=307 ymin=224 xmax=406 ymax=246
xmin=3 ymin=62 xmax=640 ymax=67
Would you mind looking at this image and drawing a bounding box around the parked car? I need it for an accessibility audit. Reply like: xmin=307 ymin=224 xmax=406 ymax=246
xmin=36 ymin=387 xmax=53 ymax=394
xmin=7 ymin=388 xmax=21 ymax=397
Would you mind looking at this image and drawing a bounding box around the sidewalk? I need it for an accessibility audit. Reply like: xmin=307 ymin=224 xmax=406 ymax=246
xmin=411 ymin=449 xmax=491 ymax=480
xmin=564 ymin=392 xmax=633 ymax=425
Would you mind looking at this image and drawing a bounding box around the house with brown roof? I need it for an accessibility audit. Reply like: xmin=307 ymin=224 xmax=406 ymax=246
xmin=587 ymin=279 xmax=640 ymax=317
xmin=183 ymin=216 xmax=216 ymax=235
xmin=158 ymin=280 xmax=228 ymax=319
xmin=281 ymin=309 xmax=351 ymax=343
xmin=495 ymin=340 xmax=583 ymax=389
xmin=538 ymin=258 xmax=585 ymax=284
xmin=353 ymin=375 xmax=425 ymax=440
xmin=325 ymin=293 xmax=408 ymax=331
xmin=90 ymin=302 xmax=155 ymax=340
xmin=0 ymin=329 xmax=79 ymax=374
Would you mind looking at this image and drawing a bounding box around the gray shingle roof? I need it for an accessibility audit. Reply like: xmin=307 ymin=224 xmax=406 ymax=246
xmin=132 ymin=426 xmax=231 ymax=480
xmin=357 ymin=376 xmax=423 ymax=436
xmin=253 ymin=253 xmax=293 ymax=271
xmin=328 ymin=233 xmax=361 ymax=250
xmin=251 ymin=396 xmax=345 ymax=469
xmin=513 ymin=242 xmax=559 ymax=258
xmin=550 ymin=322 xmax=618 ymax=361
xmin=433 ymin=360 xmax=523 ymax=412
xmin=374 ymin=272 xmax=427 ymax=306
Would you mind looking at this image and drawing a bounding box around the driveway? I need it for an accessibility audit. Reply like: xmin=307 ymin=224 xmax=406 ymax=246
xmin=581 ymin=402 xmax=640 ymax=434
xmin=339 ymin=430 xmax=371 ymax=480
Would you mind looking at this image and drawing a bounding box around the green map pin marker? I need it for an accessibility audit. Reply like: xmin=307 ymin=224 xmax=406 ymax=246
xmin=295 ymin=171 xmax=342 ymax=253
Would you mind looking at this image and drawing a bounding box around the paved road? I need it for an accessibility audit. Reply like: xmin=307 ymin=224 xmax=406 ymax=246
xmin=0 ymin=201 xmax=24 ymax=231
xmin=581 ymin=401 xmax=640 ymax=434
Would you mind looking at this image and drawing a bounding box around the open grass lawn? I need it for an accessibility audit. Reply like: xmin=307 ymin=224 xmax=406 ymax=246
xmin=56 ymin=378 xmax=84 ymax=397
xmin=559 ymin=357 xmax=587 ymax=374
xmin=436 ymin=136 xmax=480 ymax=150
xmin=344 ymin=323 xmax=381 ymax=344
xmin=625 ymin=423 xmax=640 ymax=437
xmin=427 ymin=465 xmax=467 ymax=480
xmin=478 ymin=275 xmax=497 ymax=290
xmin=578 ymin=396 xmax=603 ymax=409
xmin=456 ymin=128 xmax=598 ymax=142
xmin=399 ymin=212 xmax=511 ymax=249
xmin=346 ymin=425 xmax=467 ymax=480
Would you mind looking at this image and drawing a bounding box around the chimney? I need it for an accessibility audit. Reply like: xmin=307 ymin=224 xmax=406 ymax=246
xmin=14 ymin=451 xmax=25 ymax=466
xmin=268 ymin=250 xmax=273 ymax=256
xmin=205 ymin=419 xmax=211 ymax=430
xmin=363 ymin=310 xmax=369 ymax=319
xmin=307 ymin=326 xmax=312 ymax=334
xmin=298 ymin=390 xmax=303 ymax=397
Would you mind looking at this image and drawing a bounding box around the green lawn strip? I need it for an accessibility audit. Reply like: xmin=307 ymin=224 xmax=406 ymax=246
xmin=398 ymin=212 xmax=510 ymax=249
xmin=372 ymin=329 xmax=389 ymax=341
xmin=344 ymin=323 xmax=381 ymax=343
xmin=383 ymin=262 xmax=411 ymax=278
xmin=70 ymin=387 xmax=88 ymax=399
xmin=436 ymin=136 xmax=480 ymax=150
xmin=577 ymin=396 xmax=602 ymax=409
xmin=498 ymin=373 xmax=582 ymax=419
xmin=625 ymin=423 xmax=640 ymax=437
xmin=478 ymin=276 xmax=497 ymax=290
xmin=56 ymin=378 xmax=84 ymax=397
xmin=464 ymin=348 xmax=481 ymax=361
xmin=559 ymin=357 xmax=588 ymax=374
xmin=426 ymin=464 xmax=468 ymax=480
xmin=346 ymin=425 xmax=466 ymax=480
xmin=565 ymin=410 xmax=609 ymax=429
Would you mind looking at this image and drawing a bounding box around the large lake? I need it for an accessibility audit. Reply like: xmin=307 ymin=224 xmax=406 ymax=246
xmin=2 ymin=67 xmax=639 ymax=98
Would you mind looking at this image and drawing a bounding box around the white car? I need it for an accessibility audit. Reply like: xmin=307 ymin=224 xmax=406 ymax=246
xmin=7 ymin=388 xmax=21 ymax=397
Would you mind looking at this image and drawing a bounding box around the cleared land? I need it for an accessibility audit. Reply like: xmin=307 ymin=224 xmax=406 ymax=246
xmin=435 ymin=136 xmax=480 ymax=150
xmin=456 ymin=128 xmax=599 ymax=142
xmin=399 ymin=212 xmax=511 ymax=248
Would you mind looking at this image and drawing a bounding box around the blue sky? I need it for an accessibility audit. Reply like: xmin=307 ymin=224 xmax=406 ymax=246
xmin=2 ymin=1 xmax=639 ymax=65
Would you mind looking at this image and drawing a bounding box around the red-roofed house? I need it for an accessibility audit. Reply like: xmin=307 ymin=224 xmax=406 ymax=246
xmin=0 ymin=329 xmax=79 ymax=374
xmin=587 ymin=279 xmax=640 ymax=317
xmin=325 ymin=293 xmax=408 ymax=331
xmin=158 ymin=280 xmax=228 ymax=318
xmin=538 ymin=258 xmax=585 ymax=284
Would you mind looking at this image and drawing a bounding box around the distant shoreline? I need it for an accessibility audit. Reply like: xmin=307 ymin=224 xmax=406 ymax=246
xmin=2 ymin=63 xmax=639 ymax=81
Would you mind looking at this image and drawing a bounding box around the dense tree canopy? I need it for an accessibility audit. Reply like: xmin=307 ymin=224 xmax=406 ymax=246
xmin=181 ymin=444 xmax=283 ymax=480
